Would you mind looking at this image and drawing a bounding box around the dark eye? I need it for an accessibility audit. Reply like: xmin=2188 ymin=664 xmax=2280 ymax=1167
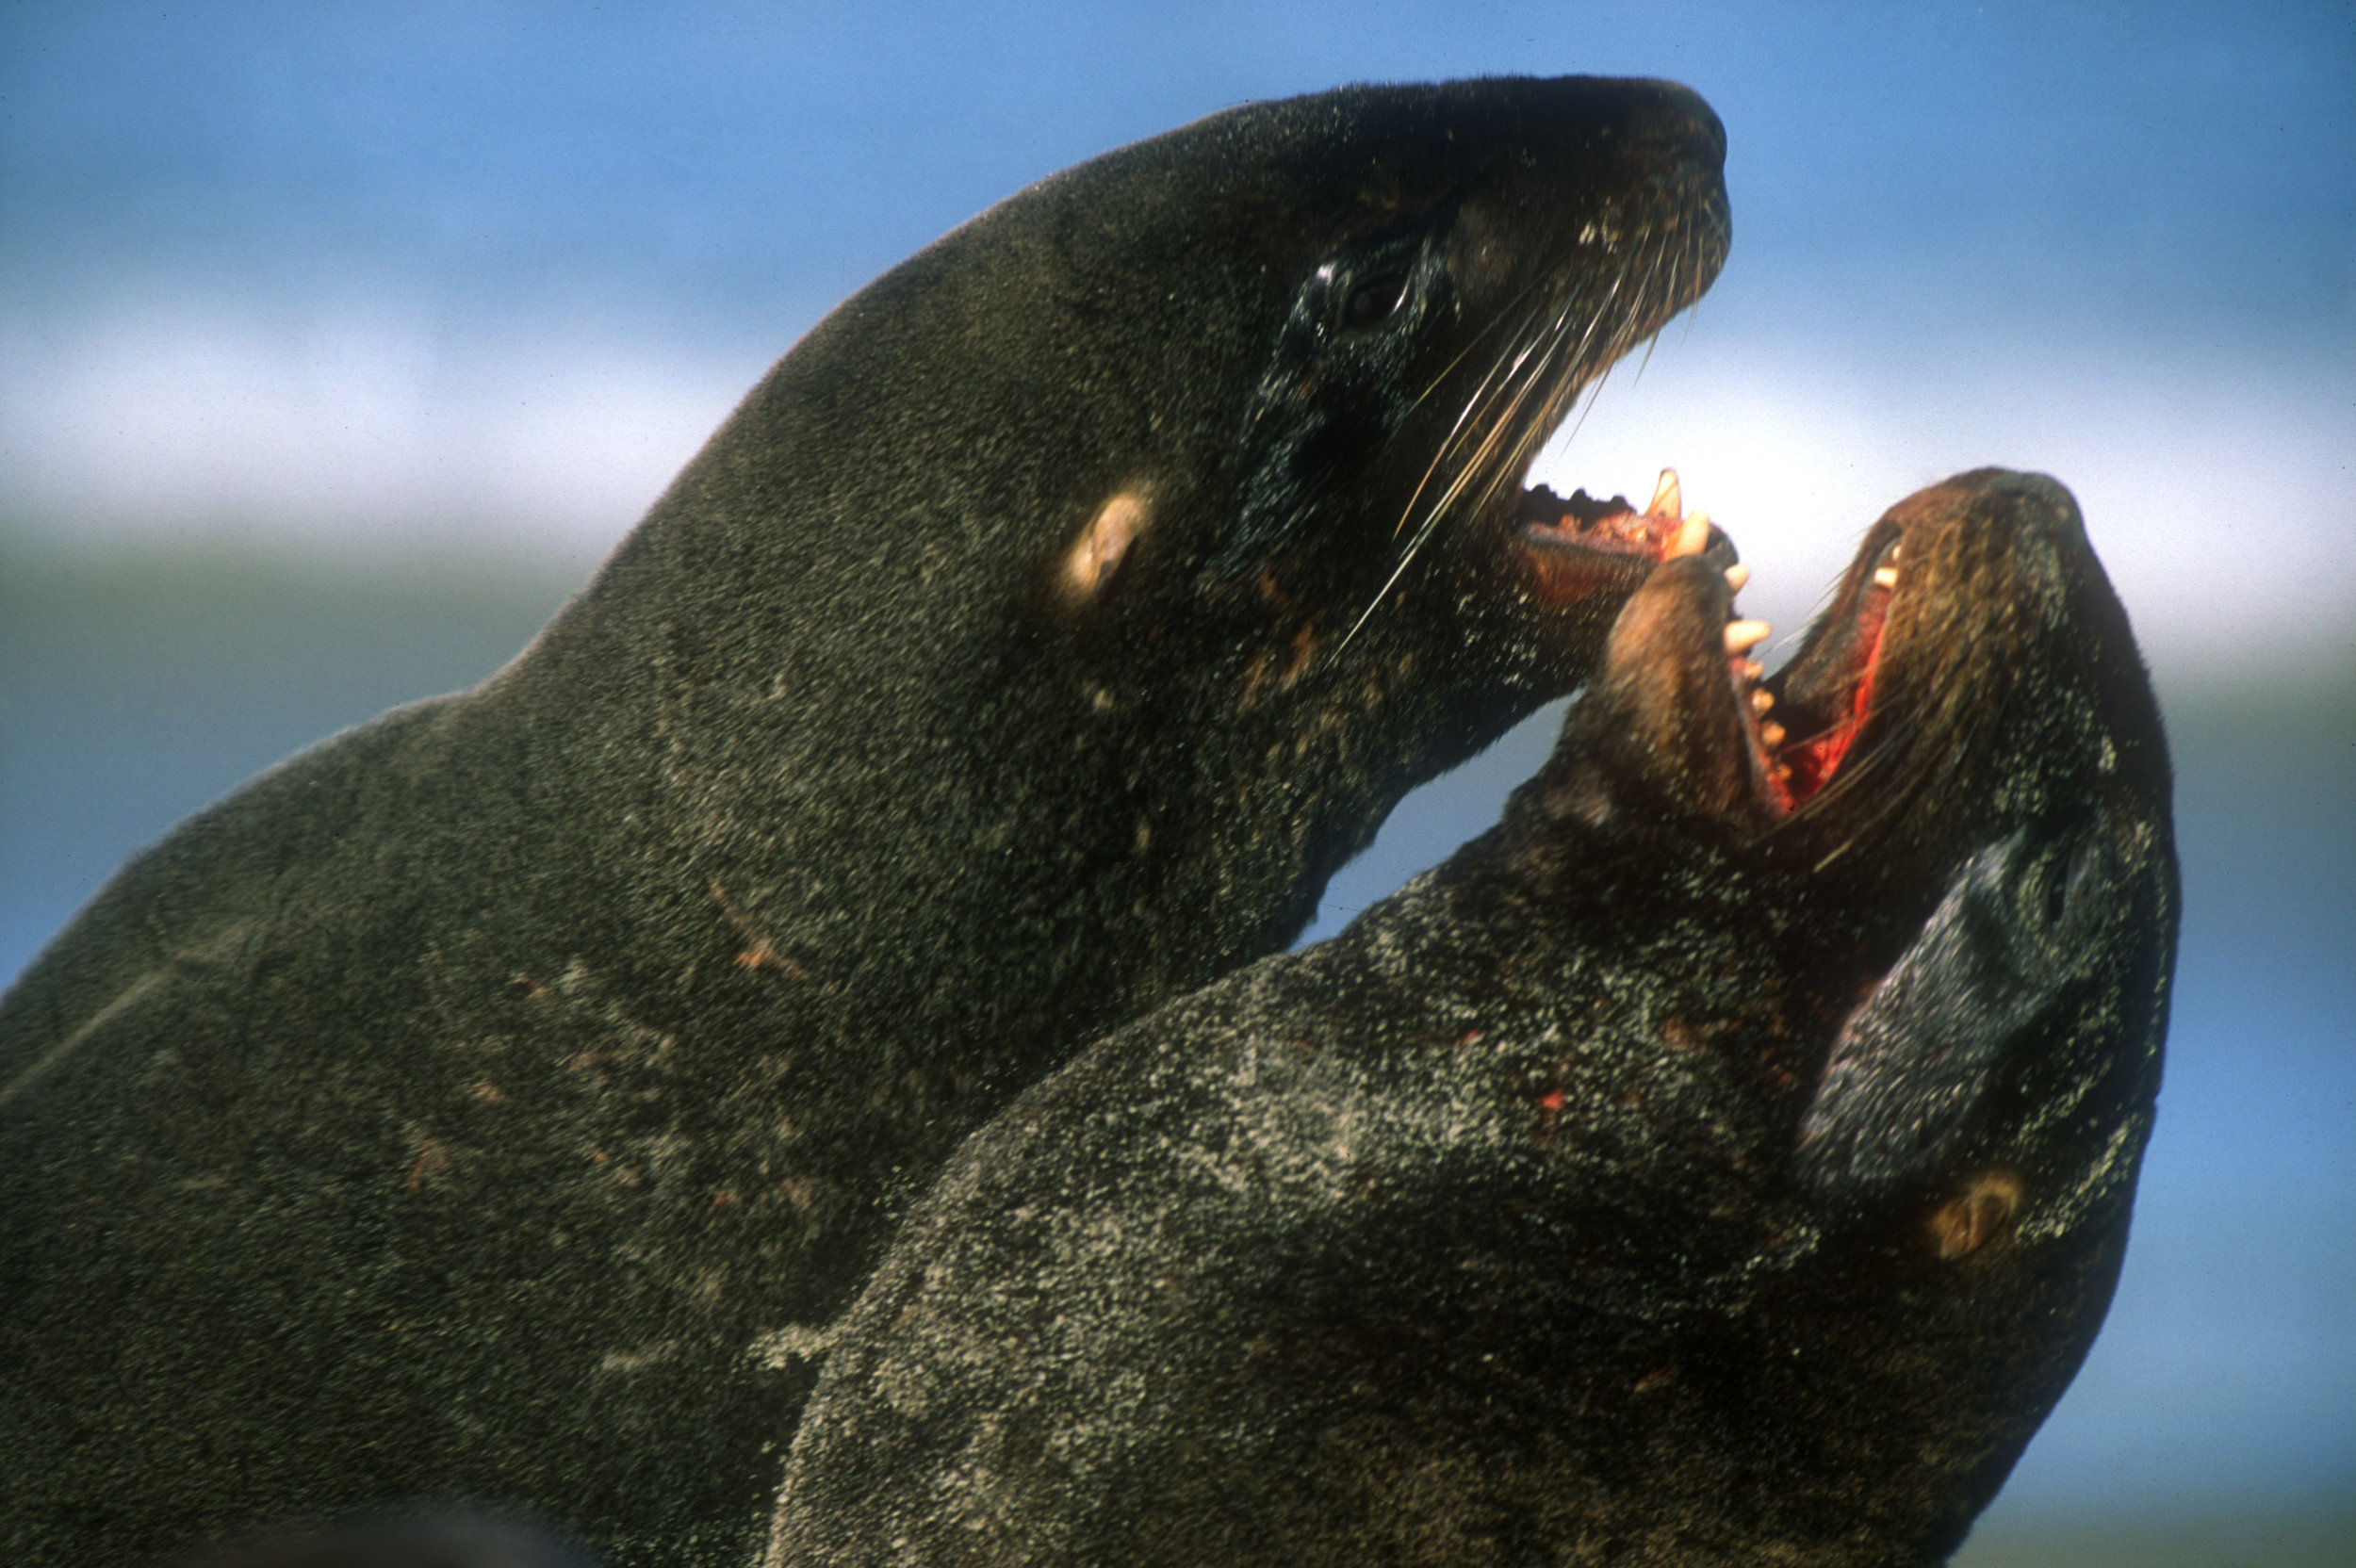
xmin=1342 ymin=270 xmax=1409 ymax=330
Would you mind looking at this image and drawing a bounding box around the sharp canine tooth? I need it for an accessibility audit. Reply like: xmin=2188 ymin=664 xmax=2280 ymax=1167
xmin=1723 ymin=619 xmax=1771 ymax=656
xmin=1723 ymin=564 xmax=1750 ymax=593
xmin=1760 ymin=721 xmax=1786 ymax=748
xmin=1873 ymin=565 xmax=1900 ymax=590
xmin=1751 ymin=689 xmax=1775 ymax=713
xmin=1672 ymin=510 xmax=1711 ymax=559
xmin=1742 ymin=660 xmax=1765 ymax=681
xmin=1648 ymin=468 xmax=1682 ymax=518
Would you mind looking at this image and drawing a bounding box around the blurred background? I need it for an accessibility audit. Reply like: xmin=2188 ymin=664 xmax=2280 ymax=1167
xmin=2 ymin=2 xmax=2348 ymax=1560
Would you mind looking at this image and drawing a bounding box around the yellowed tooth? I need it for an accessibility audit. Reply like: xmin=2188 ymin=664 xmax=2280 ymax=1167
xmin=1723 ymin=564 xmax=1750 ymax=593
xmin=1742 ymin=660 xmax=1765 ymax=681
xmin=1760 ymin=720 xmax=1787 ymax=748
xmin=1647 ymin=468 xmax=1682 ymax=518
xmin=1672 ymin=509 xmax=1712 ymax=559
xmin=1723 ymin=619 xmax=1771 ymax=656
xmin=1750 ymin=688 xmax=1775 ymax=713
xmin=1873 ymin=565 xmax=1900 ymax=590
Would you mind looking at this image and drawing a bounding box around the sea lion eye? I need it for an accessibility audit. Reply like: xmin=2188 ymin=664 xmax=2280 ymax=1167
xmin=1342 ymin=270 xmax=1410 ymax=330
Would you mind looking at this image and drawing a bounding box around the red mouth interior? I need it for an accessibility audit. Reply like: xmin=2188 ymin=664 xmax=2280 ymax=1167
xmin=1515 ymin=483 xmax=1690 ymax=555
xmin=1754 ymin=541 xmax=1901 ymax=815
xmin=1512 ymin=483 xmax=1693 ymax=606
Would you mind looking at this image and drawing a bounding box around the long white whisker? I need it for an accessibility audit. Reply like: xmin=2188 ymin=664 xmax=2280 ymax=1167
xmin=1336 ymin=220 xmax=1704 ymax=657
xmin=1392 ymin=301 xmax=1556 ymax=539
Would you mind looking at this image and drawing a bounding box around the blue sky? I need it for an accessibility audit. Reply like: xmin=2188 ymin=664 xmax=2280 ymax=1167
xmin=3 ymin=0 xmax=2351 ymax=1531
xmin=5 ymin=2 xmax=2343 ymax=331
xmin=2 ymin=0 xmax=2349 ymax=665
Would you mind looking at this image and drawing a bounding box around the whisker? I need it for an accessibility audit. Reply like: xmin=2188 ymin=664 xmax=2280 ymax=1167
xmin=1337 ymin=220 xmax=1704 ymax=655
xmin=1390 ymin=303 xmax=1552 ymax=544
xmin=1381 ymin=255 xmax=1639 ymax=595
xmin=1400 ymin=268 xmax=1566 ymax=421
xmin=1337 ymin=317 xmax=1561 ymax=646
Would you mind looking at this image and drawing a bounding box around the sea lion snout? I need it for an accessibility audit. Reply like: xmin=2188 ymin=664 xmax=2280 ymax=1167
xmin=1552 ymin=551 xmax=1776 ymax=831
xmin=1446 ymin=76 xmax=1727 ymax=299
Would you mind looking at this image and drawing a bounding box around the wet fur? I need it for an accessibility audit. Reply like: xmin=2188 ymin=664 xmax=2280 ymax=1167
xmin=769 ymin=471 xmax=2177 ymax=1567
xmin=0 ymin=79 xmax=1726 ymax=1566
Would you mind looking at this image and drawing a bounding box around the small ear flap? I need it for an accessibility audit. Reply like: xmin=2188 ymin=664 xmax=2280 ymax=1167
xmin=1792 ymin=820 xmax=2119 ymax=1209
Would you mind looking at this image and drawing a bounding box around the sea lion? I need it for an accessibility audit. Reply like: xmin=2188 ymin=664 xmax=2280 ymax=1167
xmin=0 ymin=78 xmax=1730 ymax=1567
xmin=767 ymin=470 xmax=2178 ymax=1567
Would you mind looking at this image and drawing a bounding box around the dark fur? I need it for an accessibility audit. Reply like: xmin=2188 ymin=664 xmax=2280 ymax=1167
xmin=163 ymin=1513 xmax=593 ymax=1568
xmin=0 ymin=80 xmax=1726 ymax=1566
xmin=770 ymin=471 xmax=2178 ymax=1566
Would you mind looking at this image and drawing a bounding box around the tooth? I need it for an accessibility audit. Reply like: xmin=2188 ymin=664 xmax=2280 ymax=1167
xmin=1647 ymin=469 xmax=1682 ymax=518
xmin=1723 ymin=619 xmax=1771 ymax=656
xmin=1889 ymin=542 xmax=1902 ymax=563
xmin=1742 ymin=661 xmax=1765 ymax=681
xmin=1873 ymin=565 xmax=1899 ymax=590
xmin=1750 ymin=689 xmax=1775 ymax=713
xmin=1760 ymin=721 xmax=1787 ymax=748
xmin=1672 ymin=510 xmax=1711 ymax=559
xmin=1723 ymin=564 xmax=1750 ymax=593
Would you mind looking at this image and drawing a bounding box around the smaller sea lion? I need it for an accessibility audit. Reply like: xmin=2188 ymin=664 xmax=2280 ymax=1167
xmin=767 ymin=470 xmax=2178 ymax=1567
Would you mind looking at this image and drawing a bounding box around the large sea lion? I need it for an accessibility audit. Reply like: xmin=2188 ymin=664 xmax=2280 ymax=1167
xmin=0 ymin=78 xmax=1730 ymax=1566
xmin=768 ymin=471 xmax=2178 ymax=1566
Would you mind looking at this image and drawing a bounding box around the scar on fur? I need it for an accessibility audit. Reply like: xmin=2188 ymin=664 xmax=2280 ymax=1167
xmin=1281 ymin=623 xmax=1317 ymax=684
xmin=1061 ymin=486 xmax=1153 ymax=601
xmin=1932 ymin=1171 xmax=2021 ymax=1260
xmin=709 ymin=877 xmax=801 ymax=975
xmin=406 ymin=1139 xmax=450 ymax=1192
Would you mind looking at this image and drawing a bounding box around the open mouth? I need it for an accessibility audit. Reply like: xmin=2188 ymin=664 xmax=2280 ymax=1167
xmin=1753 ymin=526 xmax=1906 ymax=813
xmin=1513 ymin=467 xmax=1726 ymax=607
xmin=1733 ymin=525 xmax=1907 ymax=816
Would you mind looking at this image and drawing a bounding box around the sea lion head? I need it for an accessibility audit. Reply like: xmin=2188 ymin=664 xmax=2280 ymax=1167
xmin=1528 ymin=467 xmax=2177 ymax=1548
xmin=1563 ymin=466 xmax=2176 ymax=1244
xmin=584 ymin=77 xmax=1731 ymax=1025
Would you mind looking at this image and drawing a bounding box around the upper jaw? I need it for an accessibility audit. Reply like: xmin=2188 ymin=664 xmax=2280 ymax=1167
xmin=1508 ymin=468 xmax=1739 ymax=617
